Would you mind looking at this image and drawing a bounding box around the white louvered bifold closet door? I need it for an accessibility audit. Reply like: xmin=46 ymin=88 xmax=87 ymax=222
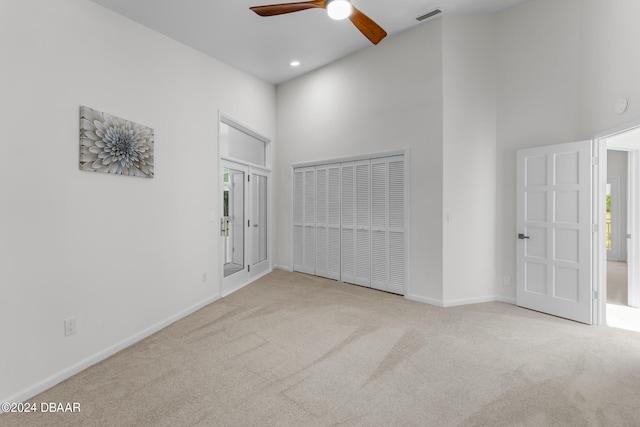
xmin=293 ymin=169 xmax=305 ymax=273
xmin=293 ymin=155 xmax=405 ymax=294
xmin=341 ymin=163 xmax=356 ymax=284
xmin=387 ymin=156 xmax=405 ymax=294
xmin=326 ymin=165 xmax=341 ymax=280
xmin=303 ymin=168 xmax=316 ymax=275
xmin=354 ymin=160 xmax=371 ymax=287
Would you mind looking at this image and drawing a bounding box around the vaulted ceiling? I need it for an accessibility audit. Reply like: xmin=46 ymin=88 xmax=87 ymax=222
xmin=90 ymin=0 xmax=527 ymax=84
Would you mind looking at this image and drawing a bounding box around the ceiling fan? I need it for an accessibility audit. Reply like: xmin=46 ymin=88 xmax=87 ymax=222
xmin=250 ymin=0 xmax=387 ymax=45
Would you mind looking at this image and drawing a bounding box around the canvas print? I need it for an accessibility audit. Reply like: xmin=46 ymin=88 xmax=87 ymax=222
xmin=79 ymin=106 xmax=154 ymax=178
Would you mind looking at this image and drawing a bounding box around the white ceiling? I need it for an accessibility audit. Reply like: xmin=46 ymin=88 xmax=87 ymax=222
xmin=89 ymin=0 xmax=527 ymax=84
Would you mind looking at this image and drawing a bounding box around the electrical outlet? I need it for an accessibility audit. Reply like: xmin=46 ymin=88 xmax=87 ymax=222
xmin=64 ymin=317 xmax=77 ymax=337
xmin=202 ymin=272 xmax=207 ymax=283
xmin=503 ymin=276 xmax=512 ymax=287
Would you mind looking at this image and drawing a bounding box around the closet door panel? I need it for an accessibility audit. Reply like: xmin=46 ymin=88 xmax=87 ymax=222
xmin=371 ymin=158 xmax=388 ymax=291
xmin=303 ymin=168 xmax=316 ymax=275
xmin=355 ymin=160 xmax=371 ymax=287
xmin=315 ymin=166 xmax=328 ymax=278
xmin=327 ymin=164 xmax=341 ymax=280
xmin=388 ymin=156 xmax=406 ymax=294
xmin=341 ymin=163 xmax=356 ymax=284
xmin=293 ymin=169 xmax=305 ymax=272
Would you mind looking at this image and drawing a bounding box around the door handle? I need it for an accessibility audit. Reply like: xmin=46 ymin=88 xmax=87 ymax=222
xmin=518 ymin=233 xmax=530 ymax=240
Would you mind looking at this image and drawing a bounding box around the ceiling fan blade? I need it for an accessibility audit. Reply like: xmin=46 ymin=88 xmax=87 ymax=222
xmin=250 ymin=1 xmax=325 ymax=17
xmin=349 ymin=6 xmax=387 ymax=45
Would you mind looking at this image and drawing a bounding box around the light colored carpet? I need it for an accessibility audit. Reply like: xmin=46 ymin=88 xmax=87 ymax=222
xmin=2 ymin=270 xmax=640 ymax=426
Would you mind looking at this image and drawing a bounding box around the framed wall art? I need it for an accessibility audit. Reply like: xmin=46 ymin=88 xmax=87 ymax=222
xmin=79 ymin=106 xmax=154 ymax=178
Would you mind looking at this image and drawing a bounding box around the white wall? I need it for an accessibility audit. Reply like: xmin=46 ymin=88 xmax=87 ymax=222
xmin=580 ymin=0 xmax=640 ymax=136
xmin=275 ymin=21 xmax=445 ymax=302
xmin=495 ymin=0 xmax=582 ymax=300
xmin=442 ymin=15 xmax=498 ymax=304
xmin=0 ymin=0 xmax=275 ymax=403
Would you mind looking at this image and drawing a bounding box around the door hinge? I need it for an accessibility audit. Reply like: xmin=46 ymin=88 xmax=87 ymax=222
xmin=248 ymin=175 xmax=250 ymax=182
xmin=248 ymin=265 xmax=251 ymax=272
xmin=593 ymin=290 xmax=598 ymax=299
xmin=592 ymin=224 xmax=598 ymax=233
xmin=592 ymin=156 xmax=598 ymax=166
xmin=248 ymin=220 xmax=250 ymax=227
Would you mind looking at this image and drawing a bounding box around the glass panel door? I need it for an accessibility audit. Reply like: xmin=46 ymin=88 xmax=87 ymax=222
xmin=221 ymin=161 xmax=249 ymax=296
xmin=223 ymin=166 xmax=245 ymax=277
xmin=252 ymin=173 xmax=267 ymax=264
xmin=250 ymin=170 xmax=270 ymax=278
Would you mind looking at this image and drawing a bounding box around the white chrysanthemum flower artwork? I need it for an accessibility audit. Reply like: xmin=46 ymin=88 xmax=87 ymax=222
xmin=80 ymin=106 xmax=154 ymax=178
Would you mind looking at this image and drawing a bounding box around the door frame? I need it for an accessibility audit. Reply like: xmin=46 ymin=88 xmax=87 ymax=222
xmin=594 ymin=118 xmax=640 ymax=324
xmin=218 ymin=112 xmax=272 ymax=297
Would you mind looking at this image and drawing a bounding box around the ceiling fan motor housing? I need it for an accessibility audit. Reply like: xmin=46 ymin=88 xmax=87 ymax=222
xmin=326 ymin=0 xmax=353 ymax=20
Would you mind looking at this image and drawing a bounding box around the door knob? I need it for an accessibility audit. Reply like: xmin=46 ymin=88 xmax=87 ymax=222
xmin=518 ymin=233 xmax=530 ymax=240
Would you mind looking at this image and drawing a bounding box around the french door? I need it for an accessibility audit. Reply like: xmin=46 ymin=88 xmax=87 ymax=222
xmin=221 ymin=160 xmax=269 ymax=296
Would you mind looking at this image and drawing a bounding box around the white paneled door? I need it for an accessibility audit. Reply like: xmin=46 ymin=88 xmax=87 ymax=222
xmin=516 ymin=141 xmax=593 ymax=324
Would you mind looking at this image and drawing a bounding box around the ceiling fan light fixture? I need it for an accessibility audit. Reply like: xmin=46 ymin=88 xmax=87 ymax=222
xmin=326 ymin=0 xmax=352 ymax=20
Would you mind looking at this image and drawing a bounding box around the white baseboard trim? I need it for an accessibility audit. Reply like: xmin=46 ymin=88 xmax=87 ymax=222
xmin=273 ymin=264 xmax=293 ymax=272
xmin=1 ymin=293 xmax=220 ymax=409
xmin=405 ymin=294 xmax=517 ymax=308
xmin=405 ymin=293 xmax=444 ymax=307
xmin=441 ymin=295 xmax=501 ymax=308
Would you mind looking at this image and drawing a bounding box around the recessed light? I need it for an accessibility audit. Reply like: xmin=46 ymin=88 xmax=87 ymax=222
xmin=290 ymin=60 xmax=301 ymax=67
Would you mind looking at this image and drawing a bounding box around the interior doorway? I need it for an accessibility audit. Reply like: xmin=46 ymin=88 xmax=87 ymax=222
xmin=603 ymin=133 xmax=640 ymax=332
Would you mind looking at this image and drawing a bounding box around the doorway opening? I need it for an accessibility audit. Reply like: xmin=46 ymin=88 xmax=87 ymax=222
xmin=601 ymin=130 xmax=640 ymax=332
xmin=219 ymin=115 xmax=271 ymax=296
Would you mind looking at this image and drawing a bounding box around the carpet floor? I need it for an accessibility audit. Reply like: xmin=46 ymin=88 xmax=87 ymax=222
xmin=2 ymin=270 xmax=640 ymax=426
